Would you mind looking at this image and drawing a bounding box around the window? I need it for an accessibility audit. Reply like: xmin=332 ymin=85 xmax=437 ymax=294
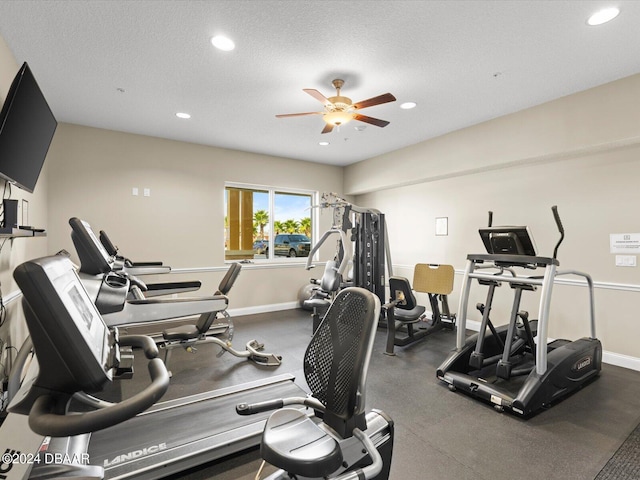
xmin=225 ymin=184 xmax=316 ymax=261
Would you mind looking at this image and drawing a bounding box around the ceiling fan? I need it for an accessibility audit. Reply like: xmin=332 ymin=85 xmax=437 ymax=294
xmin=276 ymin=79 xmax=396 ymax=134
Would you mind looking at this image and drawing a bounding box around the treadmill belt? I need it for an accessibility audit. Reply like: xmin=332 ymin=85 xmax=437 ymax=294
xmin=88 ymin=375 xmax=305 ymax=479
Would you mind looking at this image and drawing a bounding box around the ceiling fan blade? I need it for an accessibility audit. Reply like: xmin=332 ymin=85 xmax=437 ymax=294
xmin=275 ymin=111 xmax=323 ymax=118
xmin=304 ymin=88 xmax=332 ymax=105
xmin=321 ymin=123 xmax=334 ymax=134
xmin=353 ymin=93 xmax=396 ymax=110
xmin=353 ymin=114 xmax=390 ymax=128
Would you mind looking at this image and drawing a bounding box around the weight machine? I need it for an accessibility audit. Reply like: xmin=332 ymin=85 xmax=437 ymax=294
xmin=306 ymin=192 xmax=393 ymax=306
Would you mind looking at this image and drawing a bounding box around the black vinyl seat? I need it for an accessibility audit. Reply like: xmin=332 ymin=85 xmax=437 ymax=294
xmin=160 ymin=262 xmax=282 ymax=370
xmin=162 ymin=323 xmax=203 ymax=342
xmin=262 ymin=408 xmax=343 ymax=477
xmin=384 ymin=264 xmax=456 ymax=355
xmin=162 ymin=262 xmax=241 ymax=342
xmin=389 ymin=278 xmax=426 ymax=322
xmin=303 ymin=260 xmax=342 ymax=331
xmin=259 ymin=287 xmax=379 ymax=477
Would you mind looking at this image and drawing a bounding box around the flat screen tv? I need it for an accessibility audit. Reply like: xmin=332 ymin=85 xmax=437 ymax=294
xmin=0 ymin=62 xmax=57 ymax=193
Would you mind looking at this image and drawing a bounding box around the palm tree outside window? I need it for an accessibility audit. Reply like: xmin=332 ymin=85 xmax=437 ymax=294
xmin=224 ymin=184 xmax=316 ymax=261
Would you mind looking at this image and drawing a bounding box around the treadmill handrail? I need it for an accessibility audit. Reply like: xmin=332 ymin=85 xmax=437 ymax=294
xmin=127 ymin=294 xmax=227 ymax=306
xmin=104 ymin=296 xmax=229 ymax=328
xmin=29 ymin=358 xmax=169 ymax=437
xmin=124 ymin=265 xmax=172 ymax=276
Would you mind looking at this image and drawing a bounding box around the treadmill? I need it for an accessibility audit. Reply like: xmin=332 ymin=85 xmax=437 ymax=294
xmin=98 ymin=228 xmax=202 ymax=297
xmin=0 ymin=255 xmax=306 ymax=480
xmin=436 ymin=206 xmax=602 ymax=416
xmin=68 ymin=216 xmax=282 ymax=368
xmin=68 ymin=217 xmax=228 ymax=327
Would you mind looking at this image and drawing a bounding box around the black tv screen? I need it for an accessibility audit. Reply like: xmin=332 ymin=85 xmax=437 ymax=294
xmin=0 ymin=62 xmax=57 ymax=193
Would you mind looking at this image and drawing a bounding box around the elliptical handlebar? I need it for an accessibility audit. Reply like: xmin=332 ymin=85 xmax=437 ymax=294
xmin=28 ymin=357 xmax=169 ymax=437
xmin=552 ymin=205 xmax=565 ymax=260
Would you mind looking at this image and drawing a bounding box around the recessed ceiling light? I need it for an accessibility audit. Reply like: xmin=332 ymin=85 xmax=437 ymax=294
xmin=354 ymin=125 xmax=367 ymax=131
xmin=587 ymin=7 xmax=620 ymax=26
xmin=176 ymin=112 xmax=191 ymax=119
xmin=210 ymin=35 xmax=235 ymax=51
xmin=400 ymin=102 xmax=417 ymax=109
xmin=319 ymin=141 xmax=330 ymax=146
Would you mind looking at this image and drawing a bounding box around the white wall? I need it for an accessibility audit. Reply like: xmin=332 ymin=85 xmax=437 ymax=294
xmin=347 ymin=74 xmax=640 ymax=367
xmin=45 ymin=123 xmax=345 ymax=310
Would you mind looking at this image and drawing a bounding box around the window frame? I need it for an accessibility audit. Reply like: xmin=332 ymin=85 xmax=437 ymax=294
xmin=224 ymin=182 xmax=318 ymax=263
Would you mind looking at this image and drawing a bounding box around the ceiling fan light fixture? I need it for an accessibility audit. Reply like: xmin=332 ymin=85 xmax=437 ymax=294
xmin=324 ymin=110 xmax=354 ymax=126
xmin=587 ymin=7 xmax=620 ymax=25
xmin=210 ymin=35 xmax=235 ymax=51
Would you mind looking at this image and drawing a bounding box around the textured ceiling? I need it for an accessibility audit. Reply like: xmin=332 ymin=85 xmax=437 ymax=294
xmin=0 ymin=0 xmax=639 ymax=166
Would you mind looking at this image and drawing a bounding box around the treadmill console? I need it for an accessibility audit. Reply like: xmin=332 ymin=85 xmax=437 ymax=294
xmin=479 ymin=226 xmax=537 ymax=256
xmin=70 ymin=217 xmax=114 ymax=275
xmin=99 ymin=229 xmax=119 ymax=256
xmin=13 ymin=255 xmax=112 ymax=402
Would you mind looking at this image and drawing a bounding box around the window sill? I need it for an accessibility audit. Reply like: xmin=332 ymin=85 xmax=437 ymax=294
xmin=171 ymin=261 xmax=323 ymax=274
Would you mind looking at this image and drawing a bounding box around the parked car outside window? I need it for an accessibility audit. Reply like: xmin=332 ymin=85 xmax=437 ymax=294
xmin=253 ymin=239 xmax=268 ymax=255
xmin=274 ymin=234 xmax=311 ymax=257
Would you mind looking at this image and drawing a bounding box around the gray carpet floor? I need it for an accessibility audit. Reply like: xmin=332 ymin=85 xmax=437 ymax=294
xmin=120 ymin=309 xmax=640 ymax=480
xmin=595 ymin=421 xmax=640 ymax=479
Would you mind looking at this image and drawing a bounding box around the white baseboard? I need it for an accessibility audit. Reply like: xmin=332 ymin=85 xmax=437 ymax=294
xmin=8 ymin=285 xmax=640 ymax=372
xmin=227 ymin=301 xmax=300 ymax=317
xmin=460 ymin=318 xmax=640 ymax=371
xmin=602 ymin=351 xmax=640 ymax=371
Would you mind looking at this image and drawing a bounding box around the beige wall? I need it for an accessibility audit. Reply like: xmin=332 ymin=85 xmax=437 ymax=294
xmin=348 ymin=75 xmax=640 ymax=364
xmin=0 ymin=36 xmax=50 ymax=372
xmin=46 ymin=123 xmax=345 ymax=309
xmin=2 ymin=26 xmax=638 ymax=370
xmin=344 ymin=73 xmax=640 ymax=196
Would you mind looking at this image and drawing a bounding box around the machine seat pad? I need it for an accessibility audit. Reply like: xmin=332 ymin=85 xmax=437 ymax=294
xmin=394 ymin=304 xmax=426 ymax=323
xmin=261 ymin=408 xmax=343 ymax=478
xmin=303 ymin=298 xmax=332 ymax=310
xmin=163 ymin=324 xmax=200 ymax=341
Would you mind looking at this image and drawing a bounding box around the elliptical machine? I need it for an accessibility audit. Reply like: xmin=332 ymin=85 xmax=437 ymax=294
xmin=437 ymin=206 xmax=602 ymax=416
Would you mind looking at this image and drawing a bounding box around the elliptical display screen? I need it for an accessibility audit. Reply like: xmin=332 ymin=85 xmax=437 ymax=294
xmin=479 ymin=226 xmax=538 ymax=256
